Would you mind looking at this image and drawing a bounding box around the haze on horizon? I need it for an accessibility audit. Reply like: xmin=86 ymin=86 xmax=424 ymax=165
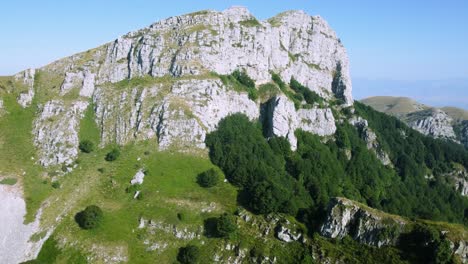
xmin=1 ymin=0 xmax=466 ymax=108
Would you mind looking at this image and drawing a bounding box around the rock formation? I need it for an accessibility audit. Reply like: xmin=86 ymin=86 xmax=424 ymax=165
xmin=16 ymin=6 xmax=353 ymax=166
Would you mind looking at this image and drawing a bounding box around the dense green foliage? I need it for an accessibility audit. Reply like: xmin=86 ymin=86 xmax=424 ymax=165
xmin=355 ymin=102 xmax=468 ymax=223
xmin=105 ymin=148 xmax=120 ymax=161
xmin=207 ymin=109 xmax=468 ymax=227
xmin=75 ymin=205 xmax=103 ymax=230
xmin=177 ymin=245 xmax=200 ymax=264
xmin=206 ymin=114 xmax=309 ymax=214
xmin=196 ymin=168 xmax=220 ymax=188
xmin=219 ymin=70 xmax=258 ymax=100
xmin=290 ymin=77 xmax=324 ymax=106
xmin=271 ymin=73 xmax=323 ymax=109
xmin=78 ymin=140 xmax=94 ymax=153
xmin=215 ymin=213 xmax=238 ymax=238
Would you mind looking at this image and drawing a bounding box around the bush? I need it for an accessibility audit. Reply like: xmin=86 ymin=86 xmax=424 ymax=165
xmin=75 ymin=205 xmax=103 ymax=230
xmin=232 ymin=69 xmax=255 ymax=89
xmin=51 ymin=181 xmax=60 ymax=189
xmin=105 ymin=148 xmax=120 ymax=161
xmin=215 ymin=213 xmax=237 ymax=237
xmin=197 ymin=169 xmax=220 ymax=188
xmin=79 ymin=140 xmax=94 ymax=153
xmin=177 ymin=245 xmax=200 ymax=264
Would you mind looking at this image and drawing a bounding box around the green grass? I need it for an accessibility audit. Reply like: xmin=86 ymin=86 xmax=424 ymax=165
xmin=38 ymin=140 xmax=238 ymax=263
xmin=239 ymin=18 xmax=261 ymax=27
xmin=78 ymin=103 xmax=100 ymax=146
xmin=0 ymin=177 xmax=17 ymax=185
xmin=0 ymin=94 xmax=51 ymax=222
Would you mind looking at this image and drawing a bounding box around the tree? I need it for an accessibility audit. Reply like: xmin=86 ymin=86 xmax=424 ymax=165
xmin=105 ymin=148 xmax=120 ymax=161
xmin=75 ymin=205 xmax=103 ymax=230
xmin=177 ymin=245 xmax=200 ymax=264
xmin=215 ymin=213 xmax=237 ymax=237
xmin=197 ymin=169 xmax=220 ymax=188
xmin=79 ymin=140 xmax=94 ymax=153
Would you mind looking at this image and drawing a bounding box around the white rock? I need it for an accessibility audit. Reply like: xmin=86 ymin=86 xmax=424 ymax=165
xmin=266 ymin=95 xmax=336 ymax=150
xmin=16 ymin=69 xmax=35 ymax=108
xmin=408 ymin=109 xmax=457 ymax=140
xmin=0 ymin=184 xmax=50 ymax=263
xmin=33 ymin=100 xmax=88 ymax=166
xmin=131 ymin=169 xmax=145 ymax=185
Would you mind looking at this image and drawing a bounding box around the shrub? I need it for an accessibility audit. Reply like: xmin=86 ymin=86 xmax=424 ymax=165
xmin=75 ymin=205 xmax=103 ymax=230
xmin=232 ymin=69 xmax=255 ymax=89
xmin=215 ymin=213 xmax=237 ymax=237
xmin=51 ymin=181 xmax=60 ymax=189
xmin=105 ymin=148 xmax=120 ymax=161
xmin=177 ymin=245 xmax=200 ymax=264
xmin=177 ymin=212 xmax=186 ymax=221
xmin=79 ymin=140 xmax=94 ymax=153
xmin=197 ymin=169 xmax=220 ymax=188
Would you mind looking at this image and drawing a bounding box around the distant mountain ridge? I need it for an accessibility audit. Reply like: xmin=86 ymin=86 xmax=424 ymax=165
xmin=362 ymin=96 xmax=468 ymax=148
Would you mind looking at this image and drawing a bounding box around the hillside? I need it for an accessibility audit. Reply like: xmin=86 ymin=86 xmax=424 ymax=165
xmin=0 ymin=7 xmax=467 ymax=264
xmin=362 ymin=96 xmax=468 ymax=149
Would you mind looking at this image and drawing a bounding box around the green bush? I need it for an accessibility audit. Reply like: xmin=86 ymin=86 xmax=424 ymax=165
xmin=232 ymin=69 xmax=255 ymax=89
xmin=79 ymin=140 xmax=94 ymax=153
xmin=51 ymin=181 xmax=60 ymax=189
xmin=215 ymin=213 xmax=237 ymax=237
xmin=75 ymin=205 xmax=103 ymax=230
xmin=197 ymin=169 xmax=220 ymax=188
xmin=177 ymin=245 xmax=200 ymax=264
xmin=105 ymin=148 xmax=120 ymax=161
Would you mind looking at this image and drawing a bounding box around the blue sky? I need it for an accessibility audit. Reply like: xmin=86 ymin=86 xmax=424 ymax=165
xmin=1 ymin=0 xmax=467 ymax=107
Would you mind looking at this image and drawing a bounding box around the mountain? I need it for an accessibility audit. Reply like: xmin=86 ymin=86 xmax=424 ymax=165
xmin=362 ymin=96 xmax=468 ymax=149
xmin=1 ymin=7 xmax=467 ymax=264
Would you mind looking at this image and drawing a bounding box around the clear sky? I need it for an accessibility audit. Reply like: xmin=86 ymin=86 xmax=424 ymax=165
xmin=1 ymin=0 xmax=467 ymax=107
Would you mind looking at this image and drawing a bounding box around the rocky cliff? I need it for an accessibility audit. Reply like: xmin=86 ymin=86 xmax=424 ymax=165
xmin=15 ymin=6 xmax=352 ymax=167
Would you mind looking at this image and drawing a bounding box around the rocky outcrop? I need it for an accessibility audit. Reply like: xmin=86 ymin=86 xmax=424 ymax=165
xmin=15 ymin=69 xmax=35 ymax=107
xmin=60 ymin=69 xmax=96 ymax=97
xmin=0 ymin=184 xmax=49 ymax=264
xmin=349 ymin=116 xmax=392 ymax=166
xmin=33 ymin=100 xmax=88 ymax=166
xmin=407 ymin=109 xmax=457 ymax=140
xmin=96 ymin=7 xmax=352 ymax=105
xmin=93 ymin=78 xmax=259 ymax=150
xmin=264 ymin=95 xmax=336 ymax=149
xmin=445 ymin=165 xmax=468 ymax=196
xmin=10 ymin=7 xmax=352 ymax=165
xmin=320 ymin=197 xmax=406 ymax=247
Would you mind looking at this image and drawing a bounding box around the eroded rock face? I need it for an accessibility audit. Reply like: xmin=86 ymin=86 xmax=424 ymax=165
xmin=320 ymin=197 xmax=406 ymax=247
xmin=349 ymin=116 xmax=392 ymax=166
xmin=0 ymin=184 xmax=49 ymax=264
xmin=23 ymin=7 xmax=350 ymax=165
xmin=93 ymin=79 xmax=259 ymax=151
xmin=96 ymin=7 xmax=352 ymax=105
xmin=15 ymin=69 xmax=35 ymax=108
xmin=407 ymin=109 xmax=457 ymax=140
xmin=33 ymin=100 xmax=88 ymax=166
xmin=264 ymin=95 xmax=336 ymax=149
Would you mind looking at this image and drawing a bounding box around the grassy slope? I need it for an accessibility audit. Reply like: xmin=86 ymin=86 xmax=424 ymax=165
xmin=0 ymin=91 xmax=52 ymax=222
xmin=361 ymin=96 xmax=429 ymax=117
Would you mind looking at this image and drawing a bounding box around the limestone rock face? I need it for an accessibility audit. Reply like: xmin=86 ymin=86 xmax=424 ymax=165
xmin=15 ymin=69 xmax=35 ymax=108
xmin=407 ymin=109 xmax=457 ymax=140
xmin=349 ymin=116 xmax=392 ymax=166
xmin=265 ymin=95 xmax=336 ymax=149
xmin=60 ymin=70 xmax=96 ymax=97
xmin=93 ymin=79 xmax=259 ymax=151
xmin=445 ymin=166 xmax=468 ymax=197
xmin=33 ymin=100 xmax=88 ymax=166
xmin=96 ymin=7 xmax=353 ymax=105
xmin=19 ymin=7 xmax=351 ymax=165
xmin=320 ymin=197 xmax=406 ymax=247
